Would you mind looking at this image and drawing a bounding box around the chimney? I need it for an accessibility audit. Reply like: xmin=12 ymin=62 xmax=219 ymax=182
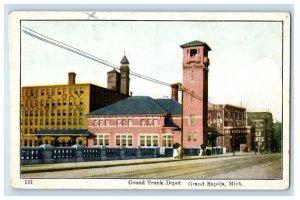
xmin=68 ymin=72 xmax=76 ymax=85
xmin=171 ymin=83 xmax=179 ymax=102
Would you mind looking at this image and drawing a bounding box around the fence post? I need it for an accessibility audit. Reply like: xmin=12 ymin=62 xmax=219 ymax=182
xmin=154 ymin=147 xmax=159 ymax=158
xmin=101 ymin=146 xmax=108 ymax=161
xmin=136 ymin=147 xmax=142 ymax=159
xmin=120 ymin=147 xmax=126 ymax=160
xmin=39 ymin=144 xmax=54 ymax=164
xmin=72 ymin=145 xmax=85 ymax=162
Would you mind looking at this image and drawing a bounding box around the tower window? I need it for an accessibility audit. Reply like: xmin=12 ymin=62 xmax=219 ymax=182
xmin=190 ymin=49 xmax=197 ymax=57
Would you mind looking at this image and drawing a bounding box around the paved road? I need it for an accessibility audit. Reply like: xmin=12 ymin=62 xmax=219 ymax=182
xmin=22 ymin=153 xmax=282 ymax=179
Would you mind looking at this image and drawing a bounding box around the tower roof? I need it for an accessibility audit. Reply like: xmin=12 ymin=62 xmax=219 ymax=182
xmin=180 ymin=40 xmax=211 ymax=51
xmin=120 ymin=55 xmax=129 ymax=64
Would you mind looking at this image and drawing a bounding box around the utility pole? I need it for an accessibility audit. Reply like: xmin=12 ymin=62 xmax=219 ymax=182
xmin=179 ymin=84 xmax=185 ymax=160
xmin=232 ymin=129 xmax=235 ymax=156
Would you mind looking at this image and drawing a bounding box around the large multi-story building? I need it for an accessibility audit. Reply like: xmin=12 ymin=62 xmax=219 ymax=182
xmin=247 ymin=112 xmax=273 ymax=152
xmin=21 ymin=56 xmax=130 ymax=147
xmin=208 ymin=104 xmax=254 ymax=152
xmin=87 ymin=40 xmax=211 ymax=148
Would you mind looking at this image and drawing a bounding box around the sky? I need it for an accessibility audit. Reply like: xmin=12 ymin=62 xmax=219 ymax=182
xmin=21 ymin=19 xmax=283 ymax=121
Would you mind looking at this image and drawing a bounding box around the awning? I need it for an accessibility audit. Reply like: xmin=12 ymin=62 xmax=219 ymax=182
xmin=208 ymin=127 xmax=223 ymax=138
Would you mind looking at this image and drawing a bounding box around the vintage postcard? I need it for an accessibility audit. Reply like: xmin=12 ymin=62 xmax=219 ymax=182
xmin=9 ymin=11 xmax=290 ymax=190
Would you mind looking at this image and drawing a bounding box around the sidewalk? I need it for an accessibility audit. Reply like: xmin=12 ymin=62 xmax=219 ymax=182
xmin=21 ymin=152 xmax=256 ymax=174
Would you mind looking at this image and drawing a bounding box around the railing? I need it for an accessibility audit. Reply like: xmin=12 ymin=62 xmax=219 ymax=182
xmin=20 ymin=145 xmax=177 ymax=165
xmin=21 ymin=147 xmax=43 ymax=164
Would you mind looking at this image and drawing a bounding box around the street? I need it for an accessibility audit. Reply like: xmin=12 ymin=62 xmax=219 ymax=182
xmin=22 ymin=153 xmax=282 ymax=179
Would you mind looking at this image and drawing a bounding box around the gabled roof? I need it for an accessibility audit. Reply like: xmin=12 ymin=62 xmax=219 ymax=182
xmin=180 ymin=40 xmax=211 ymax=51
xmin=88 ymin=96 xmax=181 ymax=116
xmin=32 ymin=128 xmax=89 ymax=135
xmin=120 ymin=55 xmax=129 ymax=64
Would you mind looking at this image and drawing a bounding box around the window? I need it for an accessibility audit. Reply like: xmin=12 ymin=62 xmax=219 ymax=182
xmin=189 ymin=115 xmax=195 ymax=126
xmin=162 ymin=134 xmax=173 ymax=147
xmin=122 ymin=119 xmax=127 ymax=126
xmin=117 ymin=119 xmax=122 ymax=126
xmin=139 ymin=134 xmax=159 ymax=147
xmin=99 ymin=120 xmax=104 ymax=126
xmin=60 ymin=118 xmax=65 ymax=125
xmin=40 ymin=119 xmax=43 ymax=125
xmin=140 ymin=119 xmax=146 ymax=126
xmin=57 ymin=118 xmax=61 ymax=125
xmin=153 ymin=119 xmax=158 ymax=126
xmin=187 ymin=132 xmax=191 ymax=141
xmin=128 ymin=119 xmax=133 ymax=126
xmin=116 ymin=134 xmax=133 ymax=146
xmin=52 ymin=100 xmax=55 ymax=106
xmin=93 ymin=120 xmax=98 ymax=126
xmin=94 ymin=134 xmax=110 ymax=146
xmin=57 ymin=110 xmax=61 ymax=116
xmin=193 ymin=132 xmax=197 ymax=141
xmin=79 ymin=118 xmax=83 ymax=125
xmin=190 ymin=49 xmax=197 ymax=57
xmin=74 ymin=118 xmax=77 ymax=125
xmin=105 ymin=119 xmax=109 ymax=126
xmin=58 ymin=100 xmax=61 ymax=106
xmin=147 ymin=119 xmax=152 ymax=126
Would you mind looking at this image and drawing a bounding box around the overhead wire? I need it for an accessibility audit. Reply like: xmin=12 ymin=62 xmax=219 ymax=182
xmin=22 ymin=26 xmax=171 ymax=87
xmin=22 ymin=26 xmax=206 ymax=102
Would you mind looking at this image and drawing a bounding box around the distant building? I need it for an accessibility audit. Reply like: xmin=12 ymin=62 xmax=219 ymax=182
xmin=247 ymin=112 xmax=273 ymax=152
xmin=208 ymin=104 xmax=254 ymax=152
xmin=21 ymin=56 xmax=130 ymax=147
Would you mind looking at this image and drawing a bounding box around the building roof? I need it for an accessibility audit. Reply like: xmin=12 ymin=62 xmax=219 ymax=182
xmin=120 ymin=55 xmax=129 ymax=64
xmin=155 ymin=99 xmax=181 ymax=115
xmin=88 ymin=96 xmax=182 ymax=116
xmin=108 ymin=69 xmax=120 ymax=74
xmin=180 ymin=40 xmax=211 ymax=51
xmin=32 ymin=128 xmax=89 ymax=136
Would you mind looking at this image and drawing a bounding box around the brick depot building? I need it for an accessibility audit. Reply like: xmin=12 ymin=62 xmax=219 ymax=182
xmin=87 ymin=40 xmax=211 ymax=148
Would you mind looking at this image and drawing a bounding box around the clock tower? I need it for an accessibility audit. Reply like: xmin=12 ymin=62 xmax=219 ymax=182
xmin=180 ymin=40 xmax=211 ymax=147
